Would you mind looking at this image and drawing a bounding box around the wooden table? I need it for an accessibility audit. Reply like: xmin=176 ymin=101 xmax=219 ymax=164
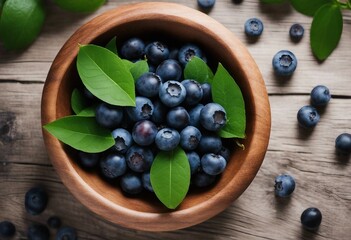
xmin=1 ymin=0 xmax=350 ymax=239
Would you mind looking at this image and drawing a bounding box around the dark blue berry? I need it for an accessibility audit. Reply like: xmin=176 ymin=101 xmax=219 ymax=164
xmin=201 ymin=83 xmax=212 ymax=104
xmin=95 ymin=103 xmax=123 ymax=129
xmin=201 ymin=153 xmax=227 ymax=175
xmin=132 ymin=120 xmax=157 ymax=146
xmin=301 ymin=208 xmax=322 ymax=231
xmin=159 ymin=80 xmax=187 ymax=107
xmin=83 ymin=86 xmax=96 ymax=100
xmin=47 ymin=216 xmax=61 ymax=229
xmin=335 ymin=133 xmax=351 ymax=154
xmin=198 ymin=134 xmax=222 ymax=154
xmin=217 ymin=146 xmax=231 ymax=162
xmin=169 ymin=48 xmax=179 ymax=60
xmin=156 ymin=59 xmax=182 ymax=82
xmin=290 ymin=23 xmax=304 ymax=41
xmin=100 ymin=153 xmax=127 ymax=179
xmin=200 ymin=103 xmax=227 ymax=131
xmin=111 ymin=128 xmax=133 ymax=153
xmin=126 ymin=96 xmax=154 ymax=122
xmin=186 ymin=151 xmax=201 ymax=175
xmin=55 ymin=227 xmax=77 ymax=240
xmin=178 ymin=44 xmax=203 ymax=67
xmin=272 ymin=50 xmax=297 ymax=76
xmin=180 ymin=126 xmax=202 ymax=151
xmin=136 ymin=72 xmax=162 ymax=98
xmin=274 ymin=174 xmax=295 ymax=197
xmin=198 ymin=0 xmax=216 ymax=9
xmin=166 ymin=106 xmax=190 ymax=130
xmin=120 ymin=173 xmax=143 ymax=194
xmin=142 ymin=172 xmax=154 ymax=192
xmin=0 ymin=221 xmax=16 ymax=238
xmin=120 ymin=38 xmax=145 ymax=61
xmin=126 ymin=145 xmax=154 ymax=172
xmin=148 ymin=63 xmax=156 ymax=73
xmin=145 ymin=41 xmax=169 ymax=65
xmin=181 ymin=79 xmax=203 ymax=106
xmin=27 ymin=224 xmax=50 ymax=240
xmin=78 ymin=151 xmax=100 ymax=168
xmin=192 ymin=171 xmax=216 ymax=187
xmin=188 ymin=104 xmax=204 ymax=128
xmin=25 ymin=187 xmax=48 ymax=215
xmin=297 ymin=105 xmax=320 ymax=128
xmin=155 ymin=128 xmax=180 ymax=151
xmin=151 ymin=100 xmax=167 ymax=124
xmin=310 ymin=85 xmax=331 ymax=107
xmin=245 ymin=18 xmax=264 ymax=37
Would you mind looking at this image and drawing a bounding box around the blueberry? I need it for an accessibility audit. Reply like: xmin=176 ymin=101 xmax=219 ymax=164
xmin=272 ymin=50 xmax=297 ymax=76
xmin=289 ymin=23 xmax=304 ymax=41
xmin=181 ymin=79 xmax=203 ymax=106
xmin=178 ymin=44 xmax=203 ymax=67
xmin=83 ymin=86 xmax=96 ymax=101
xmin=274 ymin=174 xmax=295 ymax=197
xmin=156 ymin=59 xmax=182 ymax=82
xmin=126 ymin=145 xmax=154 ymax=172
xmin=186 ymin=151 xmax=201 ymax=174
xmin=145 ymin=41 xmax=169 ymax=65
xmin=25 ymin=187 xmax=48 ymax=215
xmin=169 ymin=48 xmax=179 ymax=60
xmin=188 ymin=104 xmax=204 ymax=128
xmin=244 ymin=18 xmax=264 ymax=37
xmin=132 ymin=120 xmax=157 ymax=146
xmin=201 ymin=83 xmax=212 ymax=104
xmin=142 ymin=172 xmax=154 ymax=192
xmin=198 ymin=0 xmax=216 ymax=9
xmin=335 ymin=133 xmax=351 ymax=154
xmin=200 ymin=103 xmax=227 ymax=131
xmin=47 ymin=216 xmax=61 ymax=229
xmin=136 ymin=72 xmax=162 ymax=98
xmin=95 ymin=103 xmax=123 ymax=129
xmin=155 ymin=128 xmax=180 ymax=151
xmin=27 ymin=224 xmax=50 ymax=240
xmin=100 ymin=153 xmax=127 ymax=179
xmin=192 ymin=171 xmax=216 ymax=187
xmin=180 ymin=126 xmax=202 ymax=151
xmin=301 ymin=207 xmax=322 ymax=230
xmin=0 ymin=221 xmax=16 ymax=238
xmin=198 ymin=134 xmax=222 ymax=154
xmin=217 ymin=146 xmax=231 ymax=162
xmin=159 ymin=80 xmax=187 ymax=107
xmin=126 ymin=96 xmax=154 ymax=122
xmin=297 ymin=105 xmax=320 ymax=128
xmin=120 ymin=37 xmax=145 ymax=61
xmin=77 ymin=151 xmax=100 ymax=168
xmin=55 ymin=227 xmax=77 ymax=240
xmin=201 ymin=153 xmax=227 ymax=176
xmin=310 ymin=85 xmax=331 ymax=107
xmin=166 ymin=106 xmax=190 ymax=130
xmin=151 ymin=100 xmax=167 ymax=124
xmin=120 ymin=173 xmax=143 ymax=194
xmin=111 ymin=128 xmax=133 ymax=153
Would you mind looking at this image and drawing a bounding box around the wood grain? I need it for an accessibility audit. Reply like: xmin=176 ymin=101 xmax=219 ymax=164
xmin=0 ymin=0 xmax=350 ymax=239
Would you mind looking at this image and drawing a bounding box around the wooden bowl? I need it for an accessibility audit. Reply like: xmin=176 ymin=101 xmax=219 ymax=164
xmin=41 ymin=2 xmax=271 ymax=232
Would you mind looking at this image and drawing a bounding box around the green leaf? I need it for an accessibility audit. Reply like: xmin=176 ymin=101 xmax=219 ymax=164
xmin=311 ymin=3 xmax=343 ymax=61
xmin=122 ymin=59 xmax=134 ymax=70
xmin=212 ymin=64 xmax=246 ymax=139
xmin=71 ymin=88 xmax=86 ymax=114
xmin=150 ymin=147 xmax=191 ymax=209
xmin=105 ymin=36 xmax=118 ymax=55
xmin=130 ymin=60 xmax=149 ymax=81
xmin=260 ymin=0 xmax=286 ymax=4
xmin=290 ymin=0 xmax=332 ymax=16
xmin=43 ymin=116 xmax=114 ymax=153
xmin=77 ymin=104 xmax=96 ymax=117
xmin=53 ymin=0 xmax=105 ymax=13
xmin=184 ymin=57 xmax=214 ymax=84
xmin=77 ymin=44 xmax=135 ymax=106
xmin=0 ymin=0 xmax=6 ymax=16
xmin=0 ymin=0 xmax=45 ymax=50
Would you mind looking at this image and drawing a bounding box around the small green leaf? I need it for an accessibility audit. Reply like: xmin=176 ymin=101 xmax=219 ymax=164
xmin=43 ymin=116 xmax=114 ymax=153
xmin=122 ymin=59 xmax=134 ymax=70
xmin=130 ymin=60 xmax=149 ymax=81
xmin=77 ymin=105 xmax=96 ymax=117
xmin=290 ymin=0 xmax=332 ymax=16
xmin=77 ymin=44 xmax=135 ymax=106
xmin=0 ymin=0 xmax=6 ymax=16
xmin=0 ymin=0 xmax=45 ymax=50
xmin=71 ymin=89 xmax=86 ymax=114
xmin=212 ymin=64 xmax=246 ymax=139
xmin=311 ymin=3 xmax=343 ymax=60
xmin=105 ymin=36 xmax=118 ymax=55
xmin=53 ymin=0 xmax=105 ymax=13
xmin=184 ymin=57 xmax=214 ymax=83
xmin=150 ymin=147 xmax=191 ymax=209
xmin=260 ymin=0 xmax=286 ymax=4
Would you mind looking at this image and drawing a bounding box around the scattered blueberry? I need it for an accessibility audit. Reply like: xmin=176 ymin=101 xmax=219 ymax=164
xmin=178 ymin=44 xmax=203 ymax=67
xmin=244 ymin=18 xmax=264 ymax=37
xmin=301 ymin=207 xmax=322 ymax=230
xmin=289 ymin=23 xmax=304 ymax=41
xmin=126 ymin=145 xmax=154 ymax=172
xmin=111 ymin=128 xmax=133 ymax=153
xmin=201 ymin=153 xmax=227 ymax=175
xmin=198 ymin=134 xmax=222 ymax=154
xmin=145 ymin=41 xmax=169 ymax=65
xmin=181 ymin=79 xmax=203 ymax=106
xmin=25 ymin=187 xmax=48 ymax=215
xmin=27 ymin=224 xmax=50 ymax=240
xmin=132 ymin=120 xmax=157 ymax=146
xmin=297 ymin=105 xmax=320 ymax=128
xmin=159 ymin=80 xmax=187 ymax=107
xmin=136 ymin=72 xmax=162 ymax=98
xmin=100 ymin=153 xmax=127 ymax=179
xmin=188 ymin=104 xmax=204 ymax=128
xmin=156 ymin=59 xmax=182 ymax=82
xmin=55 ymin=226 xmax=77 ymax=240
xmin=201 ymin=83 xmax=212 ymax=104
xmin=274 ymin=174 xmax=295 ymax=197
xmin=120 ymin=173 xmax=143 ymax=194
xmin=192 ymin=171 xmax=216 ymax=187
xmin=155 ymin=128 xmax=180 ymax=151
xmin=95 ymin=103 xmax=123 ymax=129
xmin=186 ymin=151 xmax=201 ymax=175
xmin=272 ymin=50 xmax=297 ymax=76
xmin=335 ymin=133 xmax=351 ymax=154
xmin=142 ymin=172 xmax=154 ymax=192
xmin=310 ymin=85 xmax=331 ymax=107
xmin=180 ymin=126 xmax=202 ymax=151
xmin=198 ymin=0 xmax=216 ymax=9
xmin=166 ymin=106 xmax=190 ymax=130
xmin=126 ymin=96 xmax=154 ymax=122
xmin=47 ymin=216 xmax=62 ymax=229
xmin=78 ymin=151 xmax=100 ymax=169
xmin=120 ymin=37 xmax=145 ymax=61
xmin=0 ymin=221 xmax=16 ymax=238
xmin=200 ymin=103 xmax=227 ymax=131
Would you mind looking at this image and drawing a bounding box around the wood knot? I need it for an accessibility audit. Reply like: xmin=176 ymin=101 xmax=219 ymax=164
xmin=0 ymin=112 xmax=17 ymax=144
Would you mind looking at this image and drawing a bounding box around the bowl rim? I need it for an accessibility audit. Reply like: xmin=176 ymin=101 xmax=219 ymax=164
xmin=41 ymin=2 xmax=271 ymax=231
